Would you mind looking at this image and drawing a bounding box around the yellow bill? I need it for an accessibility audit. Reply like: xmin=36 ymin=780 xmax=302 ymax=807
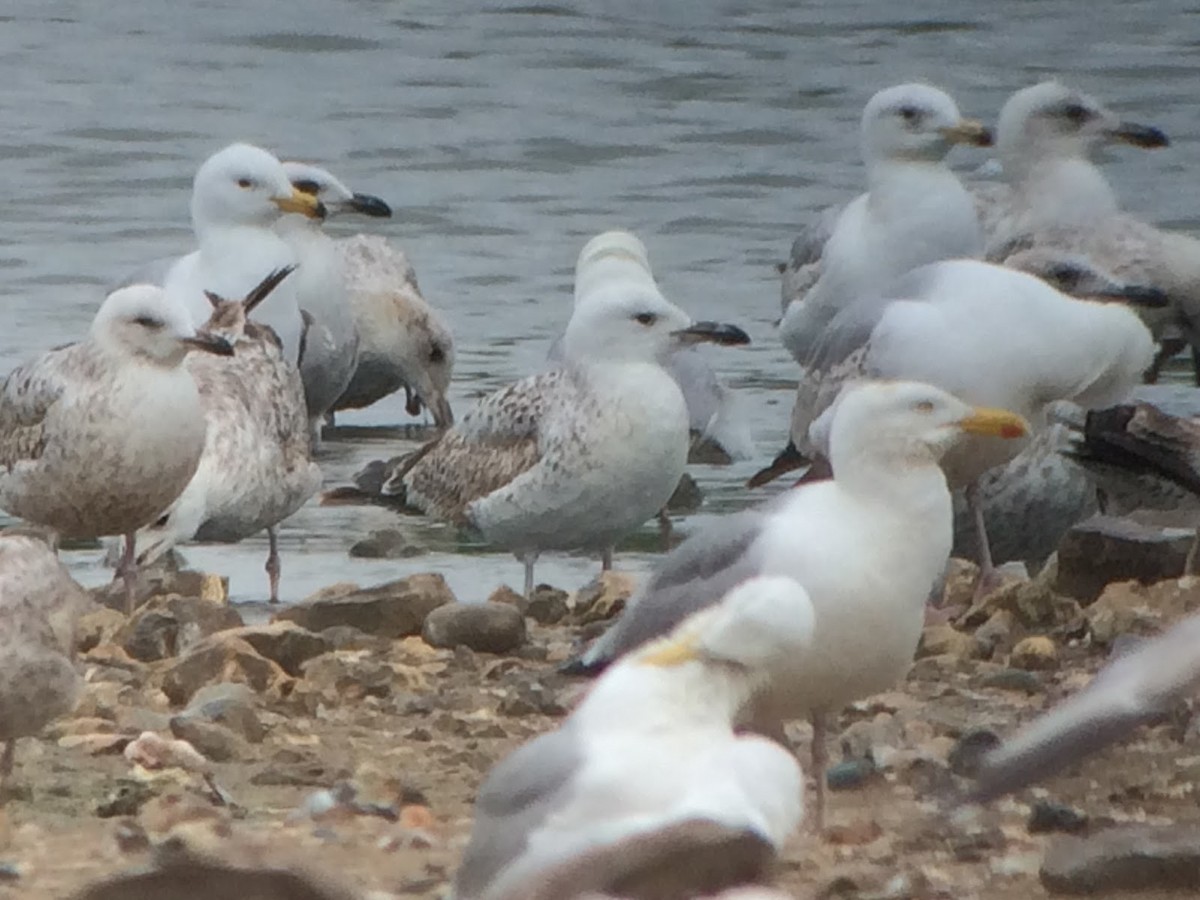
xmin=958 ymin=406 xmax=1029 ymax=439
xmin=638 ymin=634 xmax=700 ymax=667
xmin=273 ymin=187 xmax=324 ymax=219
xmin=940 ymin=118 xmax=993 ymax=147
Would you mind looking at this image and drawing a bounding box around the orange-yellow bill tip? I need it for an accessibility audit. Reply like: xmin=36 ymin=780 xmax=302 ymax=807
xmin=958 ymin=407 xmax=1029 ymax=440
xmin=637 ymin=636 xmax=699 ymax=668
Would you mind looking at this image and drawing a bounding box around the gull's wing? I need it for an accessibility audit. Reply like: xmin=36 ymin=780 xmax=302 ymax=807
xmin=0 ymin=343 xmax=90 ymax=470
xmin=971 ymin=613 xmax=1200 ymax=802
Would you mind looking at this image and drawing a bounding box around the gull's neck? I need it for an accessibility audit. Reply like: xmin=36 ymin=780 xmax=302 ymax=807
xmin=1005 ymin=156 xmax=1120 ymax=227
xmin=832 ymin=443 xmax=953 ymax=520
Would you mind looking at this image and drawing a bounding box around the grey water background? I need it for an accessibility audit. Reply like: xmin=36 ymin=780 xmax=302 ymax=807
xmin=1 ymin=0 xmax=1197 ymax=608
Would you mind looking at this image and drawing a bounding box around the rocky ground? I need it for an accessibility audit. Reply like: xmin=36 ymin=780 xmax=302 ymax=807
xmin=7 ymin=515 xmax=1200 ymax=899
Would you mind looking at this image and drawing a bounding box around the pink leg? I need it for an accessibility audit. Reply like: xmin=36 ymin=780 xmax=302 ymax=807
xmin=265 ymin=527 xmax=281 ymax=604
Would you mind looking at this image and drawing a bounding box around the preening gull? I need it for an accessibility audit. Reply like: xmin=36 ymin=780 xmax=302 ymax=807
xmin=969 ymin=611 xmax=1200 ymax=803
xmin=163 ymin=143 xmax=324 ymax=366
xmin=277 ymin=161 xmax=392 ymax=440
xmin=557 ymin=230 xmax=755 ymax=461
xmin=0 ymin=283 xmax=232 ymax=612
xmin=124 ymin=269 xmax=321 ymax=604
xmin=358 ymin=232 xmax=750 ymax=596
xmin=454 ymin=576 xmax=811 ymax=900
xmin=778 ymin=83 xmax=992 ymax=363
xmin=331 ymin=234 xmax=455 ymax=428
xmin=0 ymin=529 xmax=87 ymax=797
xmin=569 ymin=380 xmax=1029 ymax=830
xmin=777 ymin=259 xmax=1155 ymax=590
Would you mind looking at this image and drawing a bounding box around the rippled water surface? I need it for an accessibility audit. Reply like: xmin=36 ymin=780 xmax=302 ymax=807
xmin=2 ymin=0 xmax=1199 ymax=605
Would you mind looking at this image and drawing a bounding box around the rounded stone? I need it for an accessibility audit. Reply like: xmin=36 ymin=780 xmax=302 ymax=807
xmin=1010 ymin=635 xmax=1058 ymax=671
xmin=421 ymin=603 xmax=526 ymax=654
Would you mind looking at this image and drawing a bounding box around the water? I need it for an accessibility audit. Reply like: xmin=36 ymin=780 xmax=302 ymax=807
xmin=1 ymin=0 xmax=1197 ymax=605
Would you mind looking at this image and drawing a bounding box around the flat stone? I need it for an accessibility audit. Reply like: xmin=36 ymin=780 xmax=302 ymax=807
xmin=348 ymin=528 xmax=426 ymax=559
xmin=184 ymin=683 xmax=265 ymax=743
xmin=980 ymin=668 xmax=1044 ymax=695
xmin=422 ymin=603 xmax=526 ymax=654
xmin=275 ymin=573 xmax=453 ymax=638
xmin=168 ymin=716 xmax=247 ymax=763
xmin=1056 ymin=516 xmax=1195 ymax=605
xmin=1041 ymin=824 xmax=1200 ymax=894
xmin=116 ymin=594 xmax=244 ymax=663
xmin=1010 ymin=635 xmax=1058 ymax=671
xmin=157 ymin=635 xmax=291 ymax=707
xmin=295 ymin=652 xmax=402 ymax=710
xmin=217 ymin=622 xmax=332 ymax=677
xmin=1029 ymin=800 xmax=1088 ymax=835
xmin=1086 ymin=578 xmax=1200 ymax=647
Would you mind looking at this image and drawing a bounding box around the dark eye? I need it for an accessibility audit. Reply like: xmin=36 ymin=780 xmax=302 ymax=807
xmin=914 ymin=400 xmax=935 ymax=413
xmin=237 ymin=178 xmax=253 ymax=189
xmin=133 ymin=315 xmax=162 ymax=329
xmin=1049 ymin=265 xmax=1081 ymax=289
xmin=429 ymin=344 xmax=445 ymax=364
xmin=634 ymin=312 xmax=657 ymax=326
xmin=1062 ymin=103 xmax=1091 ymax=124
xmin=293 ymin=179 xmax=320 ymax=196
xmin=898 ymin=105 xmax=920 ymax=123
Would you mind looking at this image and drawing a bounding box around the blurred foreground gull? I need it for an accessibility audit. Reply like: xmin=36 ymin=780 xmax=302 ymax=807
xmin=562 ymin=231 xmax=755 ymax=460
xmin=163 ymin=142 xmax=324 ymax=365
xmin=331 ymin=234 xmax=455 ymax=428
xmin=454 ymin=576 xmax=812 ymax=900
xmin=277 ymin=161 xmax=392 ymax=440
xmin=569 ymin=381 xmax=1029 ymax=830
xmin=122 ymin=269 xmax=321 ymax=604
xmin=970 ymin=612 xmax=1200 ymax=803
xmin=778 ymin=82 xmax=992 ymax=362
xmin=0 ymin=530 xmax=87 ymax=798
xmin=353 ymin=233 xmax=750 ymax=596
xmin=771 ymin=259 xmax=1155 ymax=592
xmin=0 ymin=284 xmax=232 ymax=612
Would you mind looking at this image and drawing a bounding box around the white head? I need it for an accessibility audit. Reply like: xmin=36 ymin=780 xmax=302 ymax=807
xmin=92 ymin=284 xmax=233 ymax=366
xmin=393 ymin=301 xmax=456 ymax=428
xmin=817 ymin=380 xmax=1028 ymax=467
xmin=860 ymin=83 xmax=992 ymax=167
xmin=996 ymin=81 xmax=1168 ymax=178
xmin=282 ymin=161 xmax=392 ymax=219
xmin=190 ymin=143 xmax=324 ymax=234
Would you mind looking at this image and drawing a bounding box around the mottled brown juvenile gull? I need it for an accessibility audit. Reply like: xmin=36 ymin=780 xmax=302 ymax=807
xmin=454 ymin=576 xmax=811 ymax=900
xmin=0 ymin=530 xmax=88 ymax=797
xmin=0 ymin=283 xmax=232 ymax=612
xmin=569 ymin=381 xmax=1029 ymax=831
xmin=277 ymin=161 xmax=392 ymax=442
xmin=970 ymin=611 xmax=1200 ymax=803
xmin=362 ymin=233 xmax=749 ymax=596
xmin=126 ymin=269 xmax=321 ymax=604
xmin=163 ymin=143 xmax=324 ymax=366
xmin=778 ymin=83 xmax=992 ymax=363
xmin=331 ymin=234 xmax=455 ymax=427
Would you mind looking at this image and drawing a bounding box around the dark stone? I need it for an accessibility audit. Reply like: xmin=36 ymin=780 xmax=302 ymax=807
xmin=949 ymin=823 xmax=1007 ymax=862
xmin=1029 ymin=800 xmax=1089 ymax=835
xmin=949 ymin=728 xmax=1002 ymax=778
xmin=521 ymin=586 xmax=569 ymax=625
xmin=118 ymin=594 xmax=244 ymax=662
xmin=219 ymin=623 xmax=332 ymax=677
xmin=348 ymin=529 xmax=426 ymax=559
xmin=1041 ymin=824 xmax=1200 ymax=894
xmin=95 ymin=780 xmax=156 ymax=818
xmin=980 ymin=668 xmax=1045 ymax=695
xmin=184 ymin=683 xmax=265 ymax=743
xmin=422 ymin=603 xmax=526 ymax=654
xmin=158 ymin=635 xmax=289 ymax=706
xmin=275 ymin=574 xmax=453 ymax=638
xmin=1056 ymin=516 xmax=1194 ymax=605
xmin=826 ymin=759 xmax=877 ymax=792
xmin=498 ymin=680 xmax=566 ymax=718
xmin=665 ymin=472 xmax=704 ymax=512
xmin=169 ymin=716 xmax=247 ymax=763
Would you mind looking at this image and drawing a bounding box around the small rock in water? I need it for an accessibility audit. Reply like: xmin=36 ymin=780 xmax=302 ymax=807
xmin=1029 ymin=800 xmax=1088 ymax=835
xmin=1056 ymin=516 xmax=1194 ymax=604
xmin=276 ymin=573 xmax=454 ymax=638
xmin=422 ymin=603 xmax=526 ymax=654
xmin=948 ymin=728 xmax=1002 ymax=778
xmin=348 ymin=528 xmax=426 ymax=559
xmin=1041 ymin=824 xmax=1200 ymax=894
xmin=665 ymin=472 xmax=704 ymax=512
xmin=1010 ymin=635 xmax=1058 ymax=671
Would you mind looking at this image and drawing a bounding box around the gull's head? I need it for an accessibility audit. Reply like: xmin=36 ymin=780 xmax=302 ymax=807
xmin=93 ymin=284 xmax=233 ymax=366
xmin=1006 ymin=247 xmax=1170 ymax=309
xmin=191 ymin=143 xmax=325 ymax=233
xmin=997 ymin=81 xmax=1168 ymax=172
xmin=282 ymin=161 xmax=393 ymax=220
xmin=820 ymin=380 xmax=1029 ymax=465
xmin=860 ymin=83 xmax=992 ymax=166
xmin=638 ymin=576 xmax=815 ymax=680
xmin=393 ymin=303 xmax=456 ymax=428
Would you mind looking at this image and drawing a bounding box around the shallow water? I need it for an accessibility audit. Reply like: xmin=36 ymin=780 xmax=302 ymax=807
xmin=1 ymin=0 xmax=1197 ymax=604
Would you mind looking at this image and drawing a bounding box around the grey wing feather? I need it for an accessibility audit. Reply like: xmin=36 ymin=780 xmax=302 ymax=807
xmin=454 ymin=726 xmax=585 ymax=900
xmin=0 ymin=345 xmax=90 ymax=468
xmin=780 ymin=205 xmax=842 ymax=311
xmin=581 ymin=507 xmax=770 ymax=666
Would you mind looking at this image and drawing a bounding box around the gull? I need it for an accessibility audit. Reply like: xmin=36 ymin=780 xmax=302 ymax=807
xmin=123 ymin=269 xmax=321 ymax=605
xmin=0 ymin=283 xmax=232 ymax=612
xmin=568 ymin=380 xmax=1029 ymax=830
xmin=970 ymin=611 xmax=1200 ymax=804
xmin=453 ymin=576 xmax=812 ymax=900
xmin=163 ymin=143 xmax=324 ymax=366
xmin=355 ymin=232 xmax=749 ymax=596
xmin=778 ymin=82 xmax=992 ymax=363
xmin=764 ymin=259 xmax=1155 ymax=592
xmin=330 ymin=234 xmax=455 ymax=428
xmin=0 ymin=529 xmax=87 ymax=799
xmin=276 ymin=161 xmax=392 ymax=442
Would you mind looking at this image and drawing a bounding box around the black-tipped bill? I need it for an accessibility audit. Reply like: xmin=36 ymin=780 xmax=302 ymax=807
xmin=181 ymin=331 xmax=235 ymax=357
xmin=348 ymin=192 xmax=393 ymax=218
xmin=1097 ymin=283 xmax=1170 ymax=309
xmin=671 ymin=321 xmax=751 ymax=347
xmin=1111 ymin=121 xmax=1169 ymax=149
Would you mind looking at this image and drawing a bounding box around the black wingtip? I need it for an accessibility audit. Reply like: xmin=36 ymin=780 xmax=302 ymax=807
xmin=559 ymin=655 xmax=608 ymax=677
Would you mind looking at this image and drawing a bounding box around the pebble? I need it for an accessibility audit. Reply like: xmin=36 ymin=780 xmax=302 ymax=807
xmin=348 ymin=528 xmax=426 ymax=559
xmin=569 ymin=572 xmax=636 ymax=625
xmin=980 ymin=668 xmax=1044 ymax=695
xmin=917 ymin=624 xmax=976 ymax=659
xmin=275 ymin=573 xmax=453 ymax=638
xmin=972 ymin=609 xmax=1015 ymax=658
xmin=948 ymin=728 xmax=1002 ymax=778
xmin=95 ymin=780 xmax=157 ymax=818
xmin=158 ymin=635 xmax=291 ymax=706
xmin=124 ymin=731 xmax=209 ymax=772
xmin=421 ymin=603 xmax=526 ymax=654
xmin=521 ymin=585 xmax=569 ymax=625
xmin=1041 ymin=824 xmax=1200 ymax=894
xmin=1010 ymin=635 xmax=1058 ymax=671
xmin=1086 ymin=578 xmax=1200 ymax=647
xmin=497 ymin=680 xmax=566 ymax=717
xmin=220 ymin=622 xmax=332 ymax=676
xmin=826 ymin=758 xmax=878 ymax=791
xmin=169 ymin=716 xmax=247 ymax=763
xmin=183 ymin=683 xmax=265 ymax=743
xmin=1028 ymin=800 xmax=1089 ymax=835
